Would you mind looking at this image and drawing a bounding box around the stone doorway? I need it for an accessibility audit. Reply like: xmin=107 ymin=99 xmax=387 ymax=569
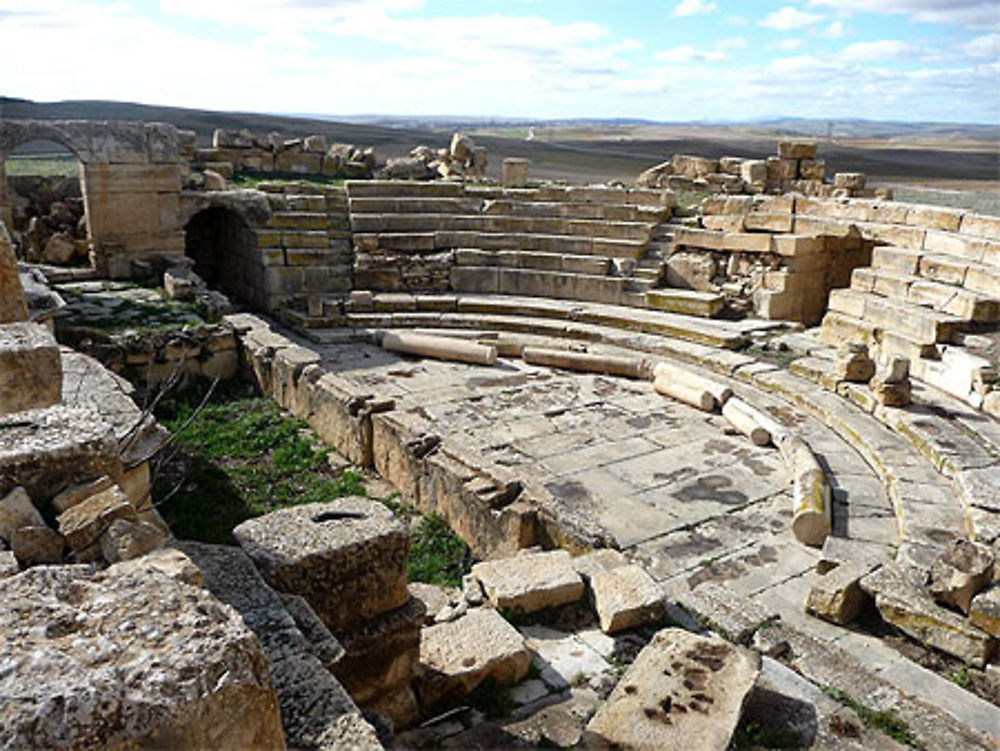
xmin=183 ymin=206 xmax=260 ymax=304
xmin=1 ymin=139 xmax=90 ymax=268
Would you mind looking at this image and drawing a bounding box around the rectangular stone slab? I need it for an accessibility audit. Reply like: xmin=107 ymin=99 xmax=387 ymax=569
xmin=0 ymin=322 xmax=61 ymax=416
xmin=584 ymin=627 xmax=760 ymax=751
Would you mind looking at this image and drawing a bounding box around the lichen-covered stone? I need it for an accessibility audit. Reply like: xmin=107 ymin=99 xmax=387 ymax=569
xmin=0 ymin=565 xmax=286 ymax=750
xmin=805 ymin=563 xmax=871 ymax=625
xmin=926 ymin=538 xmax=994 ymax=614
xmin=233 ymin=498 xmax=409 ymax=632
xmin=969 ymin=584 xmax=1000 ymax=638
xmin=0 ymin=406 xmax=122 ymax=500
xmin=0 ymin=322 xmax=62 ymax=415
xmin=472 ymin=549 xmax=584 ymax=614
xmin=861 ymin=564 xmax=996 ymax=667
xmin=416 ymin=608 xmax=531 ymax=708
xmin=583 ymin=628 xmax=760 ymax=751
xmin=108 ymin=547 xmax=203 ymax=587
xmin=0 ymin=222 xmax=27 ymax=324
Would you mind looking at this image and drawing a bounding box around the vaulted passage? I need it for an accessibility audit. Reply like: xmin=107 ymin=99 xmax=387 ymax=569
xmin=184 ymin=206 xmax=261 ymax=304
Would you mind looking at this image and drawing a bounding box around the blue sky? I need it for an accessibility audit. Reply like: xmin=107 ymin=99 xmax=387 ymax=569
xmin=1 ymin=0 xmax=998 ymax=123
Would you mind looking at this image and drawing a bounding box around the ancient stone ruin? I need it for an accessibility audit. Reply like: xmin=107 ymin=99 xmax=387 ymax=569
xmin=1 ymin=118 xmax=999 ymax=750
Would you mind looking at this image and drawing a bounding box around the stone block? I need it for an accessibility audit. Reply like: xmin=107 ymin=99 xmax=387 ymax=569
xmin=57 ymin=484 xmax=136 ymax=554
xmin=798 ymin=159 xmax=826 ymax=180
xmin=777 ymin=141 xmax=817 ymax=160
xmin=502 ymin=158 xmax=530 ymax=187
xmin=861 ymin=564 xmax=995 ymax=667
xmin=740 ymin=159 xmax=767 ymax=185
xmin=805 ymin=562 xmax=871 ymax=625
xmin=416 ymin=608 xmax=532 ymax=708
xmin=99 ymin=518 xmax=166 ymax=563
xmin=583 ymin=628 xmax=760 ymax=751
xmin=926 ymin=538 xmax=994 ymax=614
xmin=960 ymin=212 xmax=1000 ymax=240
xmin=112 ymin=547 xmax=203 ymax=587
xmin=10 ymin=525 xmax=64 ymax=566
xmin=0 ymin=223 xmax=27 ymax=324
xmin=672 ymin=154 xmax=718 ymax=179
xmin=0 ymin=322 xmax=61 ymax=415
xmin=969 ymin=584 xmax=1000 ymax=637
xmin=834 ymin=173 xmax=866 ymax=191
xmin=0 ymin=487 xmax=44 ymax=543
xmin=472 ymin=549 xmax=584 ymax=614
xmin=233 ymin=498 xmax=410 ymax=632
xmin=0 ymin=406 xmax=123 ymax=500
xmin=0 ymin=565 xmax=285 ymax=750
xmin=590 ymin=564 xmax=665 ymax=633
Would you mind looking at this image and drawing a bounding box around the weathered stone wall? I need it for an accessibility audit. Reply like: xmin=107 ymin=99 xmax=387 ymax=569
xmin=0 ymin=120 xmax=185 ymax=278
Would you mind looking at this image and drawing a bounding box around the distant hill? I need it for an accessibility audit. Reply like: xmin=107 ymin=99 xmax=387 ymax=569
xmin=2 ymin=97 xmax=997 ymax=184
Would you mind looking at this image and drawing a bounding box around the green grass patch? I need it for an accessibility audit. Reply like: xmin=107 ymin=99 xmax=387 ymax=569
xmin=231 ymin=172 xmax=346 ymax=188
xmin=407 ymin=513 xmax=472 ymax=588
xmin=152 ymin=378 xmax=365 ymax=543
xmin=821 ymin=686 xmax=918 ymax=747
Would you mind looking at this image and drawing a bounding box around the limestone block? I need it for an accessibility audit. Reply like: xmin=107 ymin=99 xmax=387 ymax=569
xmin=834 ymin=173 xmax=866 ymax=190
xmin=778 ymin=141 xmax=817 ymax=160
xmin=926 ymin=538 xmax=994 ymax=614
xmin=583 ymin=628 xmax=760 ymax=751
xmin=719 ymin=156 xmax=744 ymax=175
xmin=671 ymin=154 xmax=718 ymax=179
xmin=99 ymin=518 xmax=166 ymax=563
xmin=112 ymin=547 xmax=203 ymax=587
xmin=798 ymin=159 xmax=826 ymax=180
xmin=805 ymin=562 xmax=871 ymax=624
xmin=832 ymin=342 xmax=875 ymax=383
xmin=861 ymin=564 xmax=996 ymax=667
xmin=10 ymin=525 xmax=64 ymax=566
xmin=0 ymin=322 xmax=62 ymax=415
xmin=502 ymin=158 xmax=530 ymax=187
xmin=275 ymin=151 xmax=322 ymax=174
xmin=0 ymin=487 xmax=44 ymax=543
xmin=590 ymin=564 xmax=665 ymax=633
xmin=233 ymin=498 xmax=410 ymax=632
xmin=740 ymin=159 xmax=767 ymax=185
xmin=417 ymin=608 xmax=531 ymax=708
xmin=0 ymin=565 xmax=286 ymax=750
xmin=81 ymin=163 xmax=182 ymax=194
xmin=767 ymin=156 xmax=798 ymax=180
xmin=722 ymin=397 xmax=781 ymax=446
xmin=960 ymin=212 xmax=1000 ymax=240
xmin=0 ymin=406 xmax=122 ymax=500
xmin=0 ymin=222 xmax=27 ymax=323
xmin=473 ymin=549 xmax=585 ymax=614
xmin=57 ymin=485 xmax=137 ymax=554
xmin=970 ymin=584 xmax=1000 ymax=637
xmin=303 ymin=134 xmax=327 ymax=153
xmin=665 ymin=251 xmax=716 ymax=291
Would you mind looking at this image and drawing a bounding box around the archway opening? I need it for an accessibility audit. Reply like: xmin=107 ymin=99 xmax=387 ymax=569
xmin=183 ymin=206 xmax=259 ymax=304
xmin=2 ymin=139 xmax=90 ymax=267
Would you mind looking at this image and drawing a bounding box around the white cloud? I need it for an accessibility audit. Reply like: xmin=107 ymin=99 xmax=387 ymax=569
xmin=725 ymin=15 xmax=750 ymax=26
xmin=809 ymin=1 xmax=999 ymax=30
xmin=842 ymin=39 xmax=914 ymax=62
xmin=759 ymin=7 xmax=825 ymax=31
xmin=767 ymin=39 xmax=805 ymax=51
xmin=716 ymin=37 xmax=749 ymax=50
xmin=655 ymin=44 xmax=727 ymax=63
xmin=821 ymin=20 xmax=848 ymax=38
xmin=964 ymin=32 xmax=1000 ymax=57
xmin=672 ymin=0 xmax=717 ymax=17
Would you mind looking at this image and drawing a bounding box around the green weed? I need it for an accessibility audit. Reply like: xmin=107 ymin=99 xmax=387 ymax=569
xmin=821 ymin=686 xmax=917 ymax=747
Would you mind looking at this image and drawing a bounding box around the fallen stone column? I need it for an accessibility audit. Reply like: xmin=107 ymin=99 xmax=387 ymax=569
xmin=522 ymin=347 xmax=646 ymax=379
xmin=780 ymin=435 xmax=831 ymax=546
xmin=652 ymin=360 xmax=733 ymax=405
xmin=381 ymin=331 xmax=497 ymax=366
xmin=721 ymin=397 xmax=786 ymax=446
xmin=652 ymin=375 xmax=715 ymax=411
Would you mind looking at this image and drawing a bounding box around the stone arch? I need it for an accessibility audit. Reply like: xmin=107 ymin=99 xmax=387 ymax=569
xmin=184 ymin=205 xmax=262 ymax=306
